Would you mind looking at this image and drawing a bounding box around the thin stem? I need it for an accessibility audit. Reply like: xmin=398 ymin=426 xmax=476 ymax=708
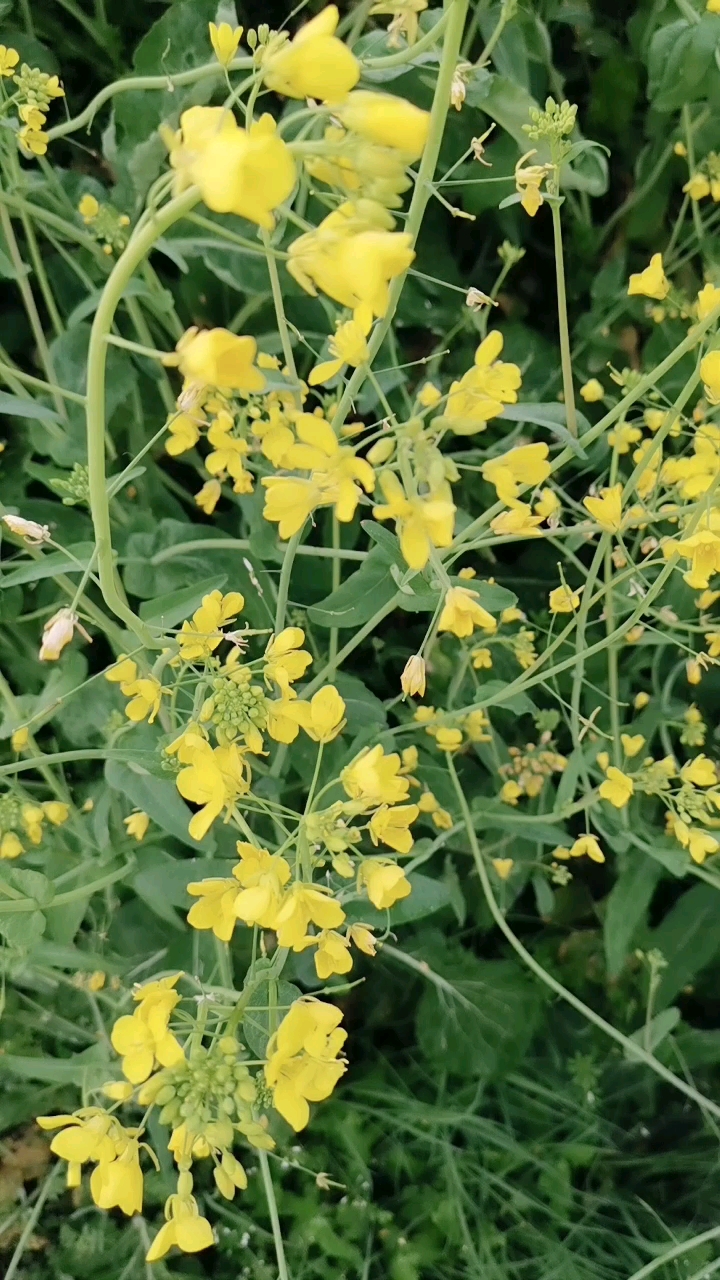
xmin=0 ymin=359 xmax=85 ymax=404
xmin=259 ymin=1151 xmax=291 ymax=1280
xmin=625 ymin=1226 xmax=720 ymax=1280
xmin=328 ymin=514 xmax=341 ymax=672
xmin=275 ymin=533 xmax=301 ymax=632
xmin=0 ymin=199 xmax=66 ymax=420
xmin=550 ymin=200 xmax=577 ymax=438
xmin=262 ymin=228 xmax=299 ymax=393
xmin=85 ymin=187 xmax=200 ymax=646
xmin=19 ymin=210 xmax=64 ymax=337
xmin=447 ymin=754 xmax=720 ymax=1124
xmin=5 ymin=1165 xmax=62 ymax=1280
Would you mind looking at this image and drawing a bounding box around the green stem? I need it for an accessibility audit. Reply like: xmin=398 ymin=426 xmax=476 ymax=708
xmin=104 ymin=332 xmax=171 ymax=361
xmin=362 ymin=8 xmax=451 ymax=67
xmin=331 ymin=0 xmax=469 ymax=432
xmin=147 ymin=537 xmax=366 ymax=566
xmin=275 ymin=533 xmax=301 ymax=632
xmin=19 ymin=210 xmax=64 ymax=337
xmin=0 ymin=359 xmax=85 ymax=404
xmin=328 ymin=514 xmax=341 ymax=673
xmin=259 ymin=1152 xmax=291 ymax=1280
xmin=262 ymin=228 xmax=299 ymax=393
xmin=0 ymin=199 xmax=66 ymax=421
xmin=4 ymin=1166 xmax=62 ymax=1280
xmin=475 ymin=0 xmax=517 ymax=67
xmin=550 ymin=200 xmax=577 ymax=437
xmin=447 ymin=755 xmax=720 ymax=1123
xmin=626 ymin=1227 xmax=720 ymax=1280
xmin=85 ymin=187 xmax=200 ymax=646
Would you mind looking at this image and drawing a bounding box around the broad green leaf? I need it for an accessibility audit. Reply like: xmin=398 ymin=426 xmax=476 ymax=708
xmin=0 ymin=542 xmax=95 ymax=587
xmin=0 ymin=909 xmax=46 ymax=949
xmin=0 ymin=392 xmax=61 ymax=423
xmin=499 ymin=402 xmax=590 ymax=457
xmin=604 ymin=857 xmax=661 ymax=978
xmin=625 ymin=1007 xmax=681 ymax=1059
xmin=8 ymin=867 xmax=55 ymax=907
xmin=0 ymin=1045 xmax=110 ymax=1085
xmin=650 ymin=884 xmax=720 ymax=1010
xmin=139 ymin=575 xmax=228 ymax=628
xmin=307 ymin=547 xmax=398 ymax=628
xmin=131 ymin=851 xmax=234 ymax=926
xmin=105 ymin=759 xmax=216 ymax=853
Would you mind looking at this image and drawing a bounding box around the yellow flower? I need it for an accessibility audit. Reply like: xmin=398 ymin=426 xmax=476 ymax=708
xmin=359 ymin=858 xmax=411 ymax=909
xmin=195 ymin=478 xmax=222 ymax=514
xmin=288 ymin=200 xmax=414 ymax=318
xmin=672 ymin=819 xmax=720 ymax=864
xmin=621 ymin=734 xmax=645 ymax=758
xmin=336 ymin=90 xmax=430 ymax=161
xmin=209 ymin=21 xmax=243 ymax=65
xmin=438 ymin=586 xmax=497 ymax=638
xmin=0 ymin=46 xmax=19 ymax=76
xmin=111 ymin=1009 xmax=183 ymax=1084
xmin=579 ymin=378 xmax=604 ymax=402
xmin=471 ymin=646 xmax=492 ymax=669
xmin=90 ymin=1139 xmax=144 ymax=1216
xmin=177 ymin=590 xmax=244 ymax=662
xmin=627 ymin=253 xmax=670 ymax=301
xmin=19 ymin=104 xmax=46 ymax=129
xmin=282 ymin=686 xmax=347 ymax=743
xmin=77 ymin=193 xmax=99 ymax=222
xmin=583 ymin=483 xmax=623 ymax=532
xmin=341 ymin=744 xmax=410 ymax=805
xmin=684 ymin=173 xmax=710 ymax=201
xmin=492 ymin=858 xmax=514 ymax=880
xmin=273 ymin=883 xmax=346 ymax=949
xmin=0 ymin=832 xmax=23 ymax=859
xmin=708 ymin=0 xmax=720 ymax=10
xmin=166 ymin=410 xmax=202 ymax=456
xmin=263 ymin=4 xmax=359 ymax=101
xmin=370 ymin=0 xmax=428 ymax=45
xmin=490 ymin=502 xmax=544 ymax=537
xmin=186 ymin=877 xmax=240 ymax=941
xmin=39 ymin=608 xmax=78 ymax=661
xmin=261 ymin=475 xmax=327 ymax=539
xmin=482 ymin=443 xmax=551 ymax=505
xmin=273 ymin=412 xmax=376 ymax=523
xmin=634 ymin=692 xmax=651 ymax=710
xmin=11 ymin=726 xmax=29 ymax=751
xmin=697 ymin=283 xmax=720 ymax=320
xmin=369 ymin=803 xmax=419 ymax=854
xmin=233 ymin=841 xmax=291 ymax=927
xmin=372 ymin=470 xmax=455 ymax=569
xmin=500 ymin=780 xmax=522 ymax=805
xmin=549 ymin=584 xmax=581 ymax=613
xmin=124 ymin=811 xmax=150 ymax=842
xmin=124 ymin=676 xmax=164 ymax=723
xmin=681 ymin=754 xmax=717 ymax=787
xmin=700 ymin=350 xmax=720 ymax=404
xmin=190 ymin=114 xmax=296 ymax=230
xmin=599 ymin=766 xmax=634 ymax=808
xmin=177 ymin=737 xmax=249 ymax=840
xmin=264 ymin=998 xmax=347 ymax=1131
xmin=146 ymin=1192 xmax=215 ymax=1261
xmin=263 ymin=628 xmax=312 ymax=694
xmin=570 ymin=835 xmax=605 ymax=863
xmin=399 ymin=654 xmax=425 ymax=697
xmin=443 ymin=331 xmax=522 ymax=434
xmin=310 ymin=929 xmax=353 ymax=979
xmin=309 ymin=304 xmax=372 ymax=385
xmin=18 ymin=126 xmax=48 ymax=156
xmin=435 ymin=726 xmax=464 ymax=751
xmin=608 ymin=420 xmax=642 ymax=453
xmin=672 ymin=529 xmax=720 ymax=589
xmin=175 ymin=327 xmax=265 ymax=394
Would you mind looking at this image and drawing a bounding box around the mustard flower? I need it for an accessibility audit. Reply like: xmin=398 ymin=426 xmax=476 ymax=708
xmin=438 ymin=586 xmax=497 ymax=638
xmin=264 ymin=998 xmax=347 ymax=1131
xmin=177 ymin=590 xmax=245 ymax=662
xmin=583 ymin=483 xmax=623 ymax=532
xmin=482 ymin=443 xmax=551 ymax=505
xmin=599 ymin=767 xmax=634 ymax=808
xmin=443 ymin=331 xmax=522 ymax=433
xmin=208 ymin=21 xmax=243 ymax=66
xmin=263 ymin=5 xmax=359 ymax=101
xmin=174 ymin=328 xmax=265 ymax=394
xmin=341 ymin=744 xmax=411 ymax=805
xmin=336 ymin=90 xmax=430 ymax=161
xmin=627 ymin=253 xmax=670 ymax=301
xmin=359 ymin=858 xmax=411 ymax=909
xmin=309 ymin=304 xmax=372 ymax=385
xmin=190 ymin=114 xmax=296 ymax=230
xmin=368 ymin=803 xmax=419 ymax=853
xmin=372 ymin=471 xmax=455 ymax=569
xmin=400 ymin=654 xmax=426 ymax=697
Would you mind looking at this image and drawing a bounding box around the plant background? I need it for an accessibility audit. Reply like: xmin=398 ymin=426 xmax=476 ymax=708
xmin=2 ymin=1 xmax=720 ymax=1277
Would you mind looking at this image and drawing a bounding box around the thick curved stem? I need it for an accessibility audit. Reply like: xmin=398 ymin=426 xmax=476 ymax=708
xmin=85 ymin=187 xmax=200 ymax=645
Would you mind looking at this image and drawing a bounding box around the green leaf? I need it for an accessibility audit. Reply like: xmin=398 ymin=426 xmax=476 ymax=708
xmin=0 ymin=392 xmax=61 ymax=423
xmin=0 ymin=910 xmax=46 ymax=949
xmin=0 ymin=1045 xmax=110 ymax=1085
xmin=604 ymin=857 xmax=661 ymax=978
xmin=499 ymin=402 xmax=590 ymax=458
xmin=343 ymin=873 xmax=451 ymax=928
xmin=0 ymin=543 xmax=95 ymax=588
xmin=243 ymin=980 xmax=303 ymax=1059
xmin=471 ymin=800 xmax=568 ymax=846
xmin=625 ymin=1007 xmax=681 ymax=1059
xmin=139 ymin=575 xmax=228 ymax=628
xmin=649 ymin=884 xmax=720 ymax=1010
xmin=132 ymin=851 xmax=234 ymax=925
xmin=416 ymin=939 xmax=544 ymax=1079
xmin=8 ymin=868 xmax=55 ymax=907
xmin=105 ymin=759 xmax=216 ymax=853
xmin=307 ymin=547 xmax=398 ymax=628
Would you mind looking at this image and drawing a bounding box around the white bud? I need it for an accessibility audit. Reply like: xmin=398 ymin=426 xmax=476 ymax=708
xmin=39 ymin=608 xmax=77 ymax=661
xmin=3 ymin=513 xmax=51 ymax=545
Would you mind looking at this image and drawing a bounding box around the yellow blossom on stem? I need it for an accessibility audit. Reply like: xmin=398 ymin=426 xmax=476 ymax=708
xmin=341 ymin=744 xmax=411 ymax=805
xmin=186 ymin=877 xmax=240 ymax=941
xmin=287 ymin=200 xmax=414 ymax=318
xmin=263 ymin=628 xmax=313 ymax=694
xmin=570 ymin=835 xmax=605 ymax=863
xmin=262 ymin=5 xmax=360 ymax=102
xmin=700 ymin=350 xmax=720 ymax=403
xmin=490 ymin=503 xmax=544 ymax=538
xmin=580 ymin=378 xmax=604 ymax=402
xmin=273 ymin=883 xmax=346 ymax=949
xmin=471 ymin=646 xmax=493 ymax=669
xmin=680 ymin=754 xmax=717 ymax=787
xmin=627 ymin=253 xmax=670 ymax=301
xmin=372 ymin=470 xmax=455 ymax=569
xmin=195 ymin=478 xmax=223 ymax=513
xmin=307 ymin=929 xmax=353 ymax=979
xmin=336 ymin=90 xmax=430 ymax=161
xmin=482 ymin=443 xmax=551 ymax=505
xmin=492 ymin=858 xmax=514 ymax=880
xmin=233 ymin=842 xmax=291 ymax=928
xmin=146 ymin=1190 xmax=215 ymax=1261
xmin=684 ymin=173 xmax=710 ymax=201
xmin=280 ymin=411 xmax=377 ymax=521
xmin=124 ymin=811 xmax=150 ymax=842
xmin=176 ymin=735 xmax=250 ymax=840
xmin=309 ymin=304 xmax=372 ymax=385
xmin=209 ymin=21 xmax=243 ymax=66
xmin=621 ymin=734 xmax=645 ymax=758
xmin=549 ymin=584 xmax=581 ymax=613
xmin=443 ymin=331 xmax=522 ymax=433
xmin=281 ymin=686 xmax=347 ymax=743
xmin=264 ymin=998 xmax=347 ymax=1131
xmin=190 ymin=114 xmax=296 ymax=230
xmin=599 ymin=766 xmax=634 ymax=808
xmin=111 ymin=1008 xmax=183 ymax=1085
xmin=359 ymin=858 xmax=412 ymax=909
xmin=438 ymin=586 xmax=497 ymax=638
xmin=401 ymin=654 xmax=426 ymax=697
xmin=369 ymin=803 xmax=419 ymax=853
xmin=583 ymin=483 xmax=623 ymax=532
xmin=177 ymin=590 xmax=244 ymax=662
xmin=0 ymin=46 xmax=19 ymax=76
xmin=174 ymin=328 xmax=265 ymax=395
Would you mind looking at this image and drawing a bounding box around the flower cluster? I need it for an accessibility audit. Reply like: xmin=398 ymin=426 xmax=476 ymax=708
xmin=0 ymin=46 xmax=64 ymax=156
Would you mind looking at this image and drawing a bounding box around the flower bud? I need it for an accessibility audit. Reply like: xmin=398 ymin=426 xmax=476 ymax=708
xmin=401 ymin=655 xmax=426 ymax=698
xmin=39 ymin=608 xmax=77 ymax=661
xmin=3 ymin=513 xmax=51 ymax=544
